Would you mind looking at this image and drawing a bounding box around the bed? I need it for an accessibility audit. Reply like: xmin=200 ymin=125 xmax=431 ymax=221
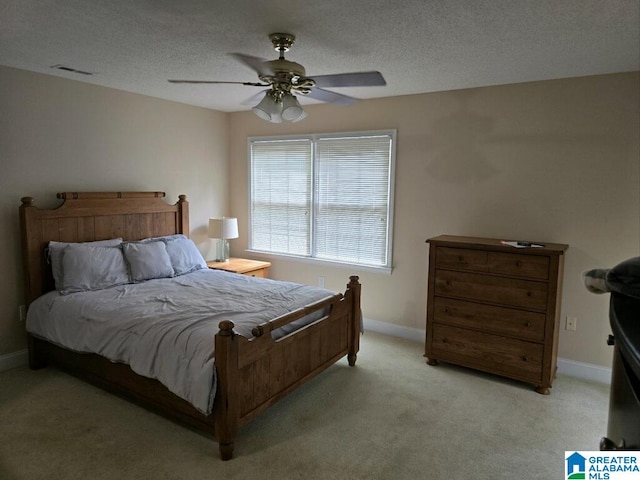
xmin=19 ymin=191 xmax=361 ymax=460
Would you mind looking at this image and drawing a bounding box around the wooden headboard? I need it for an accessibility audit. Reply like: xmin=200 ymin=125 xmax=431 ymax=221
xmin=19 ymin=191 xmax=189 ymax=306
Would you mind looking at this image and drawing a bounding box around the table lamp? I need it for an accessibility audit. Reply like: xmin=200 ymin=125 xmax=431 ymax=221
xmin=208 ymin=217 xmax=238 ymax=262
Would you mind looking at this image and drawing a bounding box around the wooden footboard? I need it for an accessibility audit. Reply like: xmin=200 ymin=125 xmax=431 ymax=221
xmin=214 ymin=276 xmax=361 ymax=460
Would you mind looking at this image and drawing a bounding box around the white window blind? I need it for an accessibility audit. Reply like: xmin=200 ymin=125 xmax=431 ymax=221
xmin=249 ymin=131 xmax=395 ymax=269
xmin=250 ymin=139 xmax=312 ymax=256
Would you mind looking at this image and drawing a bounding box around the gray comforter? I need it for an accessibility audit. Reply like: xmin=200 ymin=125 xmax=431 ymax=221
xmin=26 ymin=269 xmax=335 ymax=414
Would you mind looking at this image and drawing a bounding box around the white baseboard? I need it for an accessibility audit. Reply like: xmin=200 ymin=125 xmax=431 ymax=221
xmin=362 ymin=318 xmax=612 ymax=385
xmin=3 ymin=320 xmax=613 ymax=385
xmin=363 ymin=317 xmax=425 ymax=343
xmin=556 ymin=358 xmax=612 ymax=384
xmin=0 ymin=349 xmax=28 ymax=372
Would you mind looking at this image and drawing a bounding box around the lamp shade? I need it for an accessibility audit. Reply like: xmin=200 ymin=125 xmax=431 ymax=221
xmin=208 ymin=217 xmax=239 ymax=239
xmin=252 ymin=90 xmax=306 ymax=123
xmin=281 ymin=94 xmax=304 ymax=121
xmin=252 ymin=92 xmax=282 ymax=122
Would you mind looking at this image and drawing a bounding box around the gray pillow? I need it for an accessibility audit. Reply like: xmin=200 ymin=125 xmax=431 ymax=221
xmin=60 ymin=244 xmax=130 ymax=295
xmin=49 ymin=238 xmax=123 ymax=290
xmin=164 ymin=236 xmax=207 ymax=276
xmin=139 ymin=234 xmax=186 ymax=243
xmin=122 ymin=241 xmax=175 ymax=282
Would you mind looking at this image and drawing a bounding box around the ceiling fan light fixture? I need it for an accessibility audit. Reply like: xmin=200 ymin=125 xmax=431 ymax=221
xmin=253 ymin=90 xmax=306 ymax=123
xmin=292 ymin=109 xmax=308 ymax=123
xmin=269 ymin=111 xmax=283 ymax=124
xmin=281 ymin=94 xmax=305 ymax=121
xmin=252 ymin=91 xmax=281 ymax=121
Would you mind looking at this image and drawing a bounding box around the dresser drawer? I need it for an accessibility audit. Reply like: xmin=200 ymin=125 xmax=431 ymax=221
xmin=488 ymin=252 xmax=549 ymax=280
xmin=435 ymin=247 xmax=549 ymax=280
xmin=436 ymin=247 xmax=489 ymax=272
xmin=430 ymin=323 xmax=543 ymax=382
xmin=433 ymin=297 xmax=546 ymax=342
xmin=434 ymin=269 xmax=549 ymax=311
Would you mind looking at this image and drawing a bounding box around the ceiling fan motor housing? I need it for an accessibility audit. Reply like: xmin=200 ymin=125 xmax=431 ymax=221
xmin=261 ymin=58 xmax=315 ymax=95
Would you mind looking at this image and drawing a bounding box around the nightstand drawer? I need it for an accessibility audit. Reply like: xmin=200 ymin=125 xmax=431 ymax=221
xmin=434 ymin=269 xmax=548 ymax=311
xmin=245 ymin=267 xmax=268 ymax=278
xmin=433 ymin=297 xmax=546 ymax=342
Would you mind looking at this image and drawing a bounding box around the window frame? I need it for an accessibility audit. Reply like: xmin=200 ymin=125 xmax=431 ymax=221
xmin=247 ymin=130 xmax=396 ymax=274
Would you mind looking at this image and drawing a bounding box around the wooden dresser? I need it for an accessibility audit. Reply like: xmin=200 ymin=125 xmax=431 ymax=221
xmin=425 ymin=235 xmax=568 ymax=394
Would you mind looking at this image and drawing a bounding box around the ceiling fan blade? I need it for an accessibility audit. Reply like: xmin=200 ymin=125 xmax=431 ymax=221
xmin=229 ymin=53 xmax=274 ymax=77
xmin=305 ymin=87 xmax=359 ymax=106
xmin=168 ymin=80 xmax=268 ymax=86
xmin=310 ymin=71 xmax=386 ymax=88
xmin=241 ymin=89 xmax=270 ymax=106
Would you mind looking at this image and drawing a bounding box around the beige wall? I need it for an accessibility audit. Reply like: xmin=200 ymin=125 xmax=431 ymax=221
xmin=0 ymin=66 xmax=229 ymax=356
xmin=2 ymin=67 xmax=638 ymax=370
xmin=228 ymin=72 xmax=640 ymax=368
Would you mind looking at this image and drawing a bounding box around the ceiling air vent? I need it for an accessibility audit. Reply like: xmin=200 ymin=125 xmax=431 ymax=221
xmin=50 ymin=64 xmax=94 ymax=76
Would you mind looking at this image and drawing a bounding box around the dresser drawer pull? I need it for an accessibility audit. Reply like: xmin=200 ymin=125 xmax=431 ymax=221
xmin=442 ymin=338 xmax=449 ymax=344
xmin=458 ymin=255 xmax=464 ymax=261
xmin=527 ymin=291 xmax=533 ymax=297
xmin=525 ymin=321 xmax=532 ymax=327
xmin=522 ymin=355 xmax=529 ymax=362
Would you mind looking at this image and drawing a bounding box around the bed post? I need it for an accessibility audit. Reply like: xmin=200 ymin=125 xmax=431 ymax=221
xmin=20 ymin=197 xmax=47 ymax=370
xmin=347 ymin=276 xmax=361 ymax=366
xmin=19 ymin=196 xmax=41 ymax=308
xmin=176 ymin=194 xmax=189 ymax=235
xmin=214 ymin=320 xmax=239 ymax=461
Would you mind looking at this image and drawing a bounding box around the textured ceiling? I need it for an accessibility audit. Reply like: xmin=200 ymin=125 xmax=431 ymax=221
xmin=1 ymin=0 xmax=638 ymax=112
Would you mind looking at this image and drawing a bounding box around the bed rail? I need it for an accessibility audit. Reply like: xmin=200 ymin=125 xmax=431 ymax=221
xmin=251 ymin=293 xmax=344 ymax=338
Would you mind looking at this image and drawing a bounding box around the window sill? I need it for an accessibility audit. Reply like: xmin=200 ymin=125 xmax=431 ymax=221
xmin=244 ymin=249 xmax=393 ymax=275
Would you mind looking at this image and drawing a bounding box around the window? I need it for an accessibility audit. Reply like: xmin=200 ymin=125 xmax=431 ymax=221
xmin=249 ymin=131 xmax=395 ymax=270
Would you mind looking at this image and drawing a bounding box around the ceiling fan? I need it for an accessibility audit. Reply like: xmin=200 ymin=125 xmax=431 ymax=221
xmin=168 ymin=33 xmax=386 ymax=123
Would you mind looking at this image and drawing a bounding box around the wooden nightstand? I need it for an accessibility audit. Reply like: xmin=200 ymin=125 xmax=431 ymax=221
xmin=207 ymin=258 xmax=271 ymax=278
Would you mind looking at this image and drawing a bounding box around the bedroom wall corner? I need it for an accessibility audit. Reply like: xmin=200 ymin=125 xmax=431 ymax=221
xmin=0 ymin=65 xmax=230 ymax=357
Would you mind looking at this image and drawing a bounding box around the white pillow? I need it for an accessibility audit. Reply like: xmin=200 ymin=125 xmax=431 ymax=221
xmin=60 ymin=245 xmax=130 ymax=295
xmin=122 ymin=241 xmax=175 ymax=282
xmin=49 ymin=238 xmax=123 ymax=290
xmin=164 ymin=236 xmax=207 ymax=276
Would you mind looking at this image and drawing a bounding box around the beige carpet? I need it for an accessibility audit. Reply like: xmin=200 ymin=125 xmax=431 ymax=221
xmin=0 ymin=332 xmax=609 ymax=480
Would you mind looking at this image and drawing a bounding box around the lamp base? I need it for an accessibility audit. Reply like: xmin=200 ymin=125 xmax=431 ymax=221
xmin=215 ymin=239 xmax=230 ymax=262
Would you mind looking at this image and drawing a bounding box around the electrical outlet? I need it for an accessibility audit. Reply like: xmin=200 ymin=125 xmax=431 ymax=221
xmin=318 ymin=276 xmax=325 ymax=288
xmin=19 ymin=305 xmax=26 ymax=322
xmin=565 ymin=316 xmax=577 ymax=331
